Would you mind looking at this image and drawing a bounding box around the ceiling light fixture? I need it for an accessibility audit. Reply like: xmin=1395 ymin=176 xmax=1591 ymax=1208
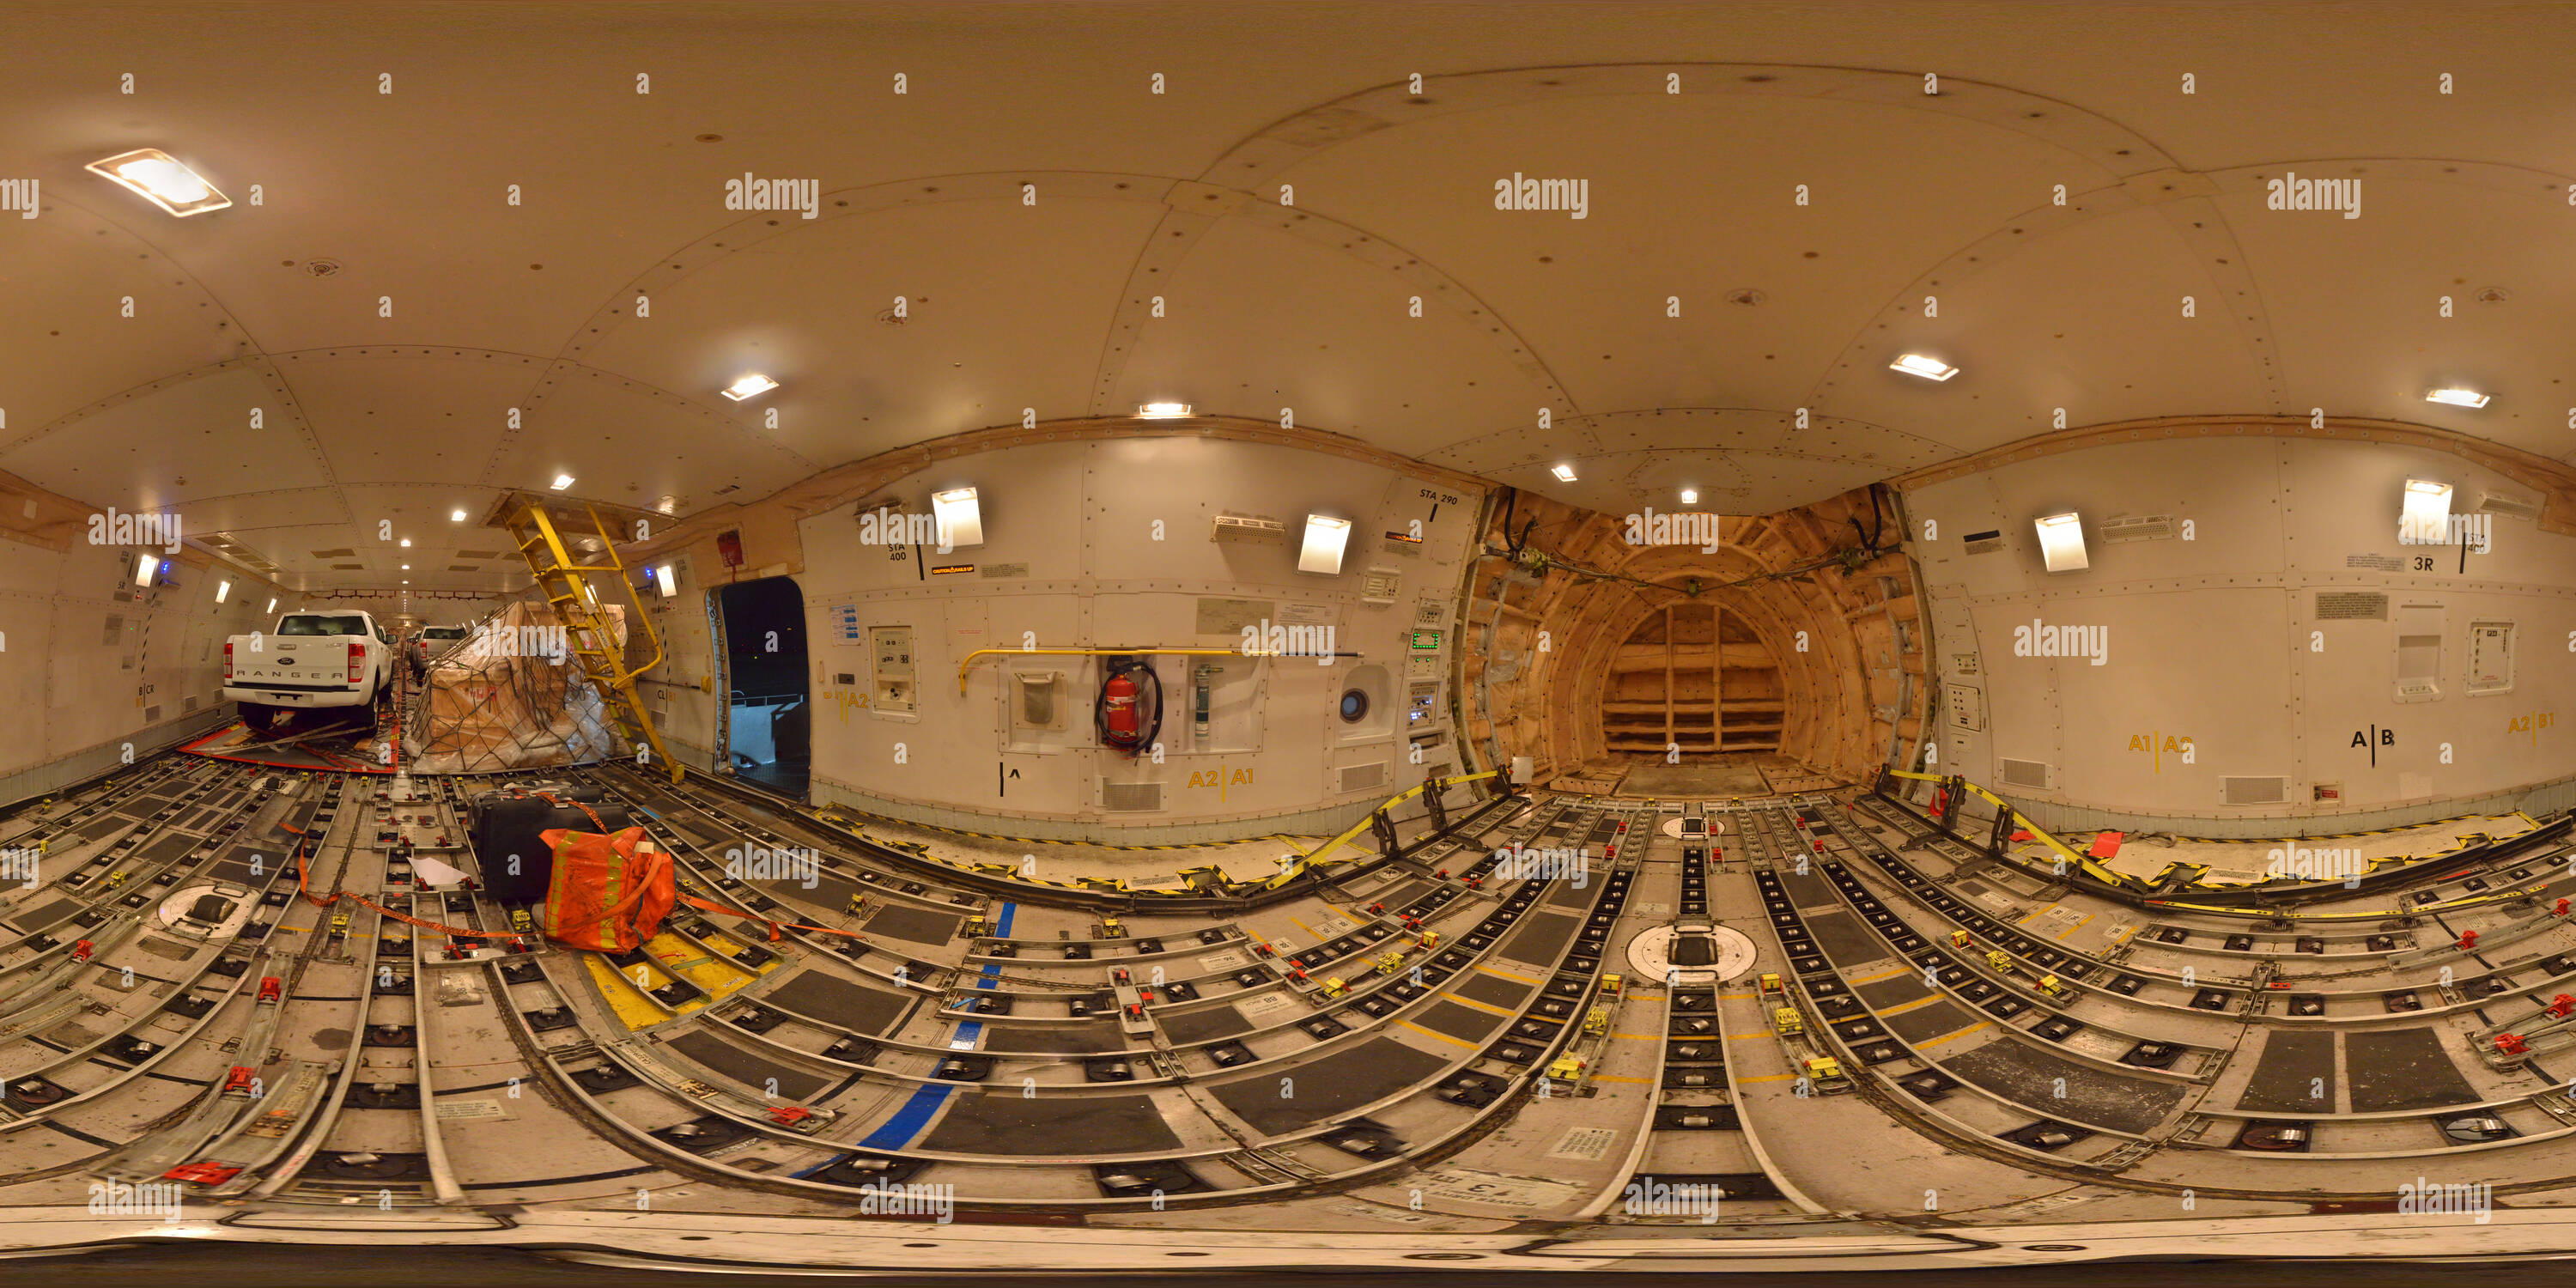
xmin=550 ymin=474 xmax=574 ymax=490
xmin=1551 ymin=464 xmax=1577 ymax=483
xmin=216 ymin=580 xmax=230 ymax=603
xmin=1298 ymin=514 xmax=1352 ymax=575
xmin=653 ymin=564 xmax=678 ymax=598
xmin=721 ymin=373 xmax=780 ymax=402
xmin=2401 ymin=478 xmax=2453 ymax=544
xmin=135 ymin=554 xmax=157 ymax=587
xmin=450 ymin=508 xmax=467 ymax=522
xmin=2034 ymin=512 xmax=2088 ymax=573
xmin=2425 ymin=387 xmax=2490 ymax=409
xmin=1680 ymin=489 xmax=1698 ymax=505
xmin=931 ymin=487 xmax=984 ymax=550
xmin=86 ymin=148 xmax=232 ymax=216
xmin=1890 ymin=353 xmax=1959 ymax=382
xmin=267 ymin=598 xmax=277 ymax=614
xmin=1138 ymin=402 xmax=1193 ymax=419
xmin=398 ymin=538 xmax=411 ymax=548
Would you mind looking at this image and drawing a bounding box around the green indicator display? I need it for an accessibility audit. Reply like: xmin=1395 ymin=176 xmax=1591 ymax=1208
xmin=1411 ymin=629 xmax=1442 ymax=650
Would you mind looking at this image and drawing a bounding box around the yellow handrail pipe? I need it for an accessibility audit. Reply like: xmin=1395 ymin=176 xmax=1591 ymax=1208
xmin=957 ymin=646 xmax=1323 ymax=696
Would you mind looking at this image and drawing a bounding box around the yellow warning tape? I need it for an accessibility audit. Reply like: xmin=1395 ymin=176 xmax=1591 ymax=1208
xmin=796 ymin=769 xmax=1504 ymax=901
xmin=1885 ymin=770 xmax=2549 ymax=922
xmin=815 ymin=805 xmax=1313 ymax=853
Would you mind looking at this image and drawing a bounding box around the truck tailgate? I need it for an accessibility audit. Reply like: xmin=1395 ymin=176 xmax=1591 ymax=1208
xmin=232 ymin=639 xmax=359 ymax=687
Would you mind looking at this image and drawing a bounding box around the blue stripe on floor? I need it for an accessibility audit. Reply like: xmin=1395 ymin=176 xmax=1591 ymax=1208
xmin=858 ymin=1083 xmax=952 ymax=1150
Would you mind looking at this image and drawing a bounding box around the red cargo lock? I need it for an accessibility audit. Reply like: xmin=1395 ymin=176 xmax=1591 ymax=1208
xmin=163 ymin=1161 xmax=244 ymax=1186
xmin=2460 ymin=929 xmax=2481 ymax=951
xmin=70 ymin=940 xmax=94 ymax=963
xmin=257 ymin=976 xmax=283 ymax=1004
xmin=2550 ymin=994 xmax=2574 ymax=1019
xmin=2497 ymin=1033 xmax=2530 ymax=1054
xmin=767 ymin=1105 xmax=813 ymax=1127
xmin=222 ymin=1066 xmax=256 ymax=1094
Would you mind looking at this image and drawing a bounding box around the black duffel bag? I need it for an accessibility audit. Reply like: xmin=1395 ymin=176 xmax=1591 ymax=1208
xmin=468 ymin=787 xmax=635 ymax=905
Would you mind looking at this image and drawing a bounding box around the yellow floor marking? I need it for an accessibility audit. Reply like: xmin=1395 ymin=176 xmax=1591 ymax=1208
xmin=1878 ymin=995 xmax=1941 ymax=1017
xmin=1475 ymin=964 xmax=1541 ymax=984
xmin=1721 ymin=991 xmax=1756 ymax=999
xmin=1443 ymin=993 xmax=1516 ymax=1017
xmin=1288 ymin=914 xmax=1321 ymax=941
xmin=2057 ymin=913 xmax=2096 ymax=941
xmin=1396 ymin=1019 xmax=1478 ymax=1049
xmin=1740 ymin=1073 xmax=1798 ymax=1084
xmin=1613 ymin=1032 xmax=1665 ymax=1042
xmin=2017 ymin=904 xmax=2055 ymax=926
xmin=1916 ymin=1021 xmax=1992 ymax=1048
xmin=1592 ymin=1073 xmax=1653 ymax=1084
xmin=583 ymin=954 xmax=682 ymax=1030
xmin=647 ymin=932 xmax=758 ymax=1000
xmin=1848 ymin=966 xmax=1909 ymax=984
xmin=1723 ymin=1030 xmax=1771 ymax=1040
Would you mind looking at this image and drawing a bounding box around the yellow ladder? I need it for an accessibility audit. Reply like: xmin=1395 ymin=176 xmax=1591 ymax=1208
xmin=502 ymin=495 xmax=683 ymax=782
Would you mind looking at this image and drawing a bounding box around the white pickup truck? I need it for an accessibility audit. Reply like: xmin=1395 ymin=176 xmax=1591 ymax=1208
xmin=223 ymin=610 xmax=397 ymax=731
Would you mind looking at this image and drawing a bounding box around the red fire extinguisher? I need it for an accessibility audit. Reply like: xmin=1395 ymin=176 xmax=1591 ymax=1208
xmin=1102 ymin=671 xmax=1140 ymax=749
xmin=1097 ymin=656 xmax=1160 ymax=756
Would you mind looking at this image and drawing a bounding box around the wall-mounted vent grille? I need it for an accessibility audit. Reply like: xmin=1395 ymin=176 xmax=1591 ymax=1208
xmin=101 ymin=614 xmax=124 ymax=645
xmin=1337 ymin=762 xmax=1388 ymax=794
xmin=447 ymin=564 xmax=480 ymax=572
xmin=1997 ymin=757 xmax=2055 ymax=790
xmin=1101 ymin=781 xmax=1163 ymax=812
xmin=331 ymin=563 xmax=364 ymax=571
xmin=183 ymin=696 xmax=198 ymax=713
xmin=1962 ymin=529 xmax=2005 ymax=556
xmin=310 ymin=548 xmax=355 ymax=558
xmin=2476 ymin=490 xmax=2543 ymax=521
xmin=2316 ymin=591 xmax=2389 ymax=621
xmin=1212 ymin=514 xmax=1289 ymax=544
xmin=2221 ymin=775 xmax=2290 ymax=805
xmin=2099 ymin=513 xmax=2176 ymax=543
xmin=143 ymin=705 xmax=161 ymax=722
xmin=455 ymin=550 xmax=502 ymax=559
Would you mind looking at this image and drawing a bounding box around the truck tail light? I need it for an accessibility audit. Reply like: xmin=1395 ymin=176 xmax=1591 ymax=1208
xmin=223 ymin=641 xmax=234 ymax=681
xmin=348 ymin=641 xmax=364 ymax=683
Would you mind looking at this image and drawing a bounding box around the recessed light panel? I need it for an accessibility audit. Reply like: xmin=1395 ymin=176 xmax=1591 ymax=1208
xmin=86 ymin=148 xmax=232 ymax=216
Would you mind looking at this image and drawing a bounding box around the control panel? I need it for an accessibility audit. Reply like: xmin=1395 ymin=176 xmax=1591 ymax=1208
xmin=871 ymin=625 xmax=916 ymax=714
xmin=1406 ymin=596 xmax=1449 ymax=734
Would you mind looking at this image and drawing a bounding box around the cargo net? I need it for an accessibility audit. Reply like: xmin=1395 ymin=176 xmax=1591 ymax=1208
xmin=404 ymin=600 xmax=629 ymax=773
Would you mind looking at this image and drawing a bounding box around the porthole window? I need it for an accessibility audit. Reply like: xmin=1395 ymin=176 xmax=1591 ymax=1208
xmin=1339 ymin=689 xmax=1370 ymax=723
